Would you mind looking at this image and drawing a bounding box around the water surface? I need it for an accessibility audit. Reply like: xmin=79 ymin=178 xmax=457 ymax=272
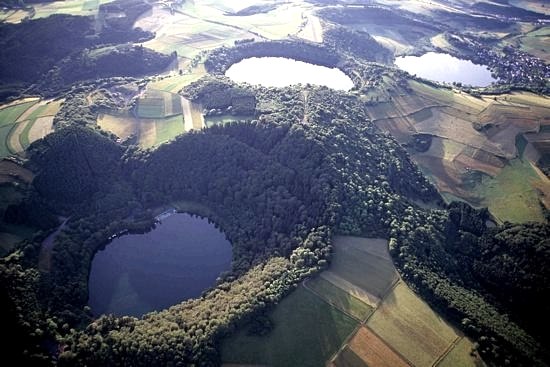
xmin=226 ymin=57 xmax=354 ymax=90
xmin=88 ymin=213 xmax=231 ymax=317
xmin=395 ymin=52 xmax=496 ymax=86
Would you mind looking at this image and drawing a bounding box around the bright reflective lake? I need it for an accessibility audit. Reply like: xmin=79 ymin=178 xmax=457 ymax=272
xmin=395 ymin=52 xmax=496 ymax=87
xmin=88 ymin=213 xmax=231 ymax=317
xmin=225 ymin=57 xmax=354 ymax=90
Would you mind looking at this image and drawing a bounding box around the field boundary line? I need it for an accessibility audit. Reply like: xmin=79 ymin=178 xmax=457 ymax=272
xmin=326 ymin=323 xmax=363 ymax=367
xmin=432 ymin=335 xmax=463 ymax=367
xmin=370 ymin=104 xmax=447 ymax=123
xmin=301 ymin=280 xmax=363 ymax=323
xmin=365 ymin=325 xmax=415 ymax=367
xmin=363 ymin=278 xmax=400 ymax=324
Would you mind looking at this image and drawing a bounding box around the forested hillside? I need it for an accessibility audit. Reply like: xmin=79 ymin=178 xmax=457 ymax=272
xmin=1 ymin=78 xmax=547 ymax=365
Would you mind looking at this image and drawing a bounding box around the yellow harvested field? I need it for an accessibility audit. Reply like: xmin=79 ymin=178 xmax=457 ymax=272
xmin=418 ymin=137 xmax=465 ymax=161
xmin=28 ymin=116 xmax=53 ymax=144
xmin=298 ymin=15 xmax=323 ymax=43
xmin=367 ymin=282 xmax=459 ymax=367
xmin=344 ymin=326 xmax=410 ymax=367
xmin=139 ymin=119 xmax=158 ymax=148
xmin=8 ymin=121 xmax=27 ymax=153
xmin=98 ymin=113 xmax=137 ymax=141
xmin=16 ymin=102 xmax=42 ymax=122
xmin=40 ymin=99 xmax=64 ymax=117
xmin=414 ymin=110 xmax=506 ymax=157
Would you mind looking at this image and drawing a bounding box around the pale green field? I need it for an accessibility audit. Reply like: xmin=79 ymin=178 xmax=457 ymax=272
xmin=472 ymin=159 xmax=547 ymax=223
xmin=306 ymin=276 xmax=374 ymax=321
xmin=329 ymin=237 xmax=397 ymax=298
xmin=367 ymin=282 xmax=459 ymax=367
xmin=31 ymin=0 xmax=113 ymax=19
xmin=0 ymin=100 xmax=38 ymax=127
xmin=98 ymin=112 xmax=185 ymax=148
xmin=220 ymin=285 xmax=358 ymax=367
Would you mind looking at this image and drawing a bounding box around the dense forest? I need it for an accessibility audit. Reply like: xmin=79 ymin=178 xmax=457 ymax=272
xmin=1 ymin=3 xmax=549 ymax=364
xmin=1 ymin=75 xmax=548 ymax=365
xmin=0 ymin=0 xmax=167 ymax=100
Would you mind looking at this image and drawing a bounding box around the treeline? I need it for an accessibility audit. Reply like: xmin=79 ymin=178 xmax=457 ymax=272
xmin=204 ymin=40 xmax=341 ymax=74
xmin=181 ymin=76 xmax=256 ymax=115
xmin=389 ymin=202 xmax=550 ymax=366
xmin=323 ymin=27 xmax=393 ymax=64
xmin=3 ymin=78 xmax=549 ymax=366
xmin=6 ymin=80 xmax=441 ymax=365
xmin=316 ymin=5 xmax=439 ymax=43
xmin=36 ymin=45 xmax=174 ymax=97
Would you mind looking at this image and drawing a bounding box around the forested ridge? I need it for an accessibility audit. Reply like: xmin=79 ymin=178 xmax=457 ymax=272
xmin=0 ymin=0 xmax=169 ymax=100
xmin=1 ymin=77 xmax=549 ymax=366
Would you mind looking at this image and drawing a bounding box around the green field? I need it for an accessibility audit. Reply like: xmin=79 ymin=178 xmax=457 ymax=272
xmin=0 ymin=125 xmax=14 ymax=157
xmin=367 ymin=282 xmax=459 ymax=367
xmin=472 ymin=158 xmax=546 ymax=223
xmin=306 ymin=276 xmax=374 ymax=321
xmin=137 ymin=97 xmax=165 ymax=118
xmin=137 ymin=90 xmax=183 ymax=119
xmin=154 ymin=115 xmax=185 ymax=145
xmin=329 ymin=238 xmax=397 ymax=298
xmin=220 ymin=286 xmax=358 ymax=367
xmin=0 ymin=100 xmax=37 ymax=127
xmin=98 ymin=112 xmax=185 ymax=148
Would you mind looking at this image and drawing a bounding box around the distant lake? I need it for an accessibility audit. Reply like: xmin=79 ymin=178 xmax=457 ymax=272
xmin=395 ymin=52 xmax=496 ymax=87
xmin=88 ymin=213 xmax=232 ymax=317
xmin=225 ymin=57 xmax=354 ymax=90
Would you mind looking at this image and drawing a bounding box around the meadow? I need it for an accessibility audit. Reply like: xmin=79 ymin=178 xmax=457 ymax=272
xmin=220 ymin=285 xmax=358 ymax=367
xmin=366 ymin=282 xmax=459 ymax=367
xmin=98 ymin=112 xmax=185 ymax=148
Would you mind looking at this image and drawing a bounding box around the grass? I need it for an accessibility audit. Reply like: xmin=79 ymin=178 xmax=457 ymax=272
xmin=27 ymin=117 xmax=54 ymax=145
xmin=19 ymin=118 xmax=38 ymax=149
xmin=438 ymin=337 xmax=485 ymax=367
xmin=99 ymin=112 xmax=186 ymax=148
xmin=472 ymin=158 xmax=546 ymax=223
xmin=367 ymin=282 xmax=459 ymax=367
xmin=98 ymin=113 xmax=137 ymax=141
xmin=329 ymin=237 xmax=397 ymax=298
xmin=0 ymin=101 xmax=37 ymax=127
xmin=154 ymin=115 xmax=185 ymax=145
xmin=306 ymin=276 xmax=374 ymax=321
xmin=411 ymin=107 xmax=434 ymax=123
xmin=137 ymin=97 xmax=165 ymax=118
xmin=0 ymin=125 xmax=15 ymax=157
xmin=332 ymin=346 xmax=369 ymax=367
xmin=220 ymin=286 xmax=358 ymax=367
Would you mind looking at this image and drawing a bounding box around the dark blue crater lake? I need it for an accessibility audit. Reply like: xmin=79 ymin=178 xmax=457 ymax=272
xmin=88 ymin=213 xmax=232 ymax=317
